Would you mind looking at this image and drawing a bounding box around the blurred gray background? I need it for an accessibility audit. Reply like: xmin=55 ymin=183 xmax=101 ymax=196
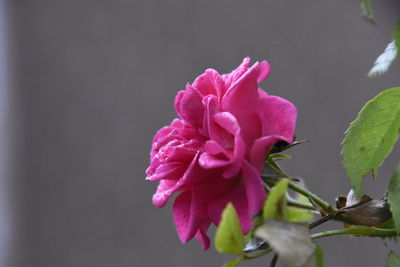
xmin=3 ymin=0 xmax=400 ymax=266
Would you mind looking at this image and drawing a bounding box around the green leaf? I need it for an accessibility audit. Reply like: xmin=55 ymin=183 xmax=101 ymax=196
xmin=387 ymin=251 xmax=400 ymax=267
xmin=315 ymin=244 xmax=324 ymax=267
xmin=342 ymin=87 xmax=400 ymax=196
xmin=263 ymin=179 xmax=289 ymax=220
xmin=222 ymin=257 xmax=242 ymax=267
xmin=388 ymin=163 xmax=400 ymax=234
xmin=368 ymin=23 xmax=400 ymax=77
xmin=359 ymin=0 xmax=374 ymax=23
xmin=215 ymin=203 xmax=244 ymax=255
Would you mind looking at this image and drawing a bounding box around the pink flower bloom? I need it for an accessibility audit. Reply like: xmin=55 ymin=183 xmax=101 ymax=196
xmin=146 ymin=58 xmax=297 ymax=250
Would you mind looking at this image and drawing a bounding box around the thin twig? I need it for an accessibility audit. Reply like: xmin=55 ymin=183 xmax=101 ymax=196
xmin=308 ymin=213 xmax=336 ymax=229
xmin=270 ymin=254 xmax=279 ymax=267
xmin=287 ymin=181 xmax=334 ymax=213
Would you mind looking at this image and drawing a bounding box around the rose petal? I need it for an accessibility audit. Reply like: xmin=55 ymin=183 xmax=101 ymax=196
xmin=194 ymin=169 xmax=237 ymax=204
xmin=213 ymin=112 xmax=241 ymax=136
xmin=232 ymin=187 xmax=253 ymax=234
xmin=204 ymin=140 xmax=227 ymax=155
xmin=202 ymin=94 xmax=219 ymax=138
xmin=192 ymin=69 xmax=225 ymax=101
xmin=256 ymin=61 xmax=271 ymax=83
xmin=175 ymin=85 xmax=204 ymax=128
xmin=146 ymin=162 xmax=184 ymax=181
xmin=174 ymin=91 xmax=184 ymax=121
xmin=152 ymin=152 xmax=200 ymax=207
xmin=257 ymin=95 xmax=297 ymax=141
xmin=249 ymin=136 xmax=280 ymax=173
xmin=195 ymin=219 xmax=212 ymax=250
xmin=202 ymin=161 xmax=265 ymax=234
xmin=221 ymin=57 xmax=251 ymax=89
xmin=206 ymin=182 xmax=240 ymax=225
xmin=199 ymin=152 xmax=230 ymax=169
xmin=206 ymin=179 xmax=252 ymax=234
xmin=199 ymin=112 xmax=245 ymax=178
xmin=164 ymin=145 xmax=199 ymax=162
xmin=152 ymin=179 xmax=178 ymax=208
xmin=258 ymin=88 xmax=269 ymax=98
xmin=173 ymin=191 xmax=199 ymax=243
xmin=242 ymin=161 xmax=266 ymax=215
xmin=200 ymin=141 xmax=231 ymax=169
xmin=214 ymin=112 xmax=246 ymax=178
xmin=221 ymin=61 xmax=270 ymax=145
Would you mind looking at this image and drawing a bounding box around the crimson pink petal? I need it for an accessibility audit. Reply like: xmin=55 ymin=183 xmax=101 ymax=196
xmin=204 ymin=100 xmax=234 ymax=148
xmin=173 ymin=191 xmax=199 ymax=244
xmin=174 ymin=84 xmax=204 ymax=128
xmin=174 ymin=91 xmax=184 ymax=121
xmin=256 ymin=61 xmax=271 ymax=83
xmin=221 ymin=62 xmax=268 ymax=145
xmin=201 ymin=94 xmax=219 ymax=139
xmin=221 ymin=57 xmax=251 ymax=89
xmin=198 ymin=152 xmax=230 ymax=169
xmin=213 ymin=112 xmax=241 ymax=136
xmin=152 ymin=179 xmax=178 ymax=208
xmin=199 ymin=141 xmax=230 ymax=170
xmin=242 ymin=161 xmax=266 ymax=216
xmin=199 ymin=111 xmax=246 ymax=178
xmin=249 ymin=136 xmax=281 ymax=173
xmin=195 ymin=220 xmax=212 ymax=250
xmin=152 ymin=152 xmax=200 ymax=207
xmin=231 ymin=186 xmax=253 ymax=233
xmin=193 ymin=169 xmax=237 ymax=203
xmin=204 ymin=140 xmax=226 ymax=155
xmin=206 ymin=180 xmax=252 ymax=234
xmin=257 ymin=95 xmax=297 ymax=141
xmin=214 ymin=112 xmax=246 ymax=178
xmin=192 ymin=69 xmax=225 ymax=101
xmin=258 ymin=88 xmax=269 ymax=98
xmin=165 ymin=146 xmax=199 ymax=163
xmin=146 ymin=162 xmax=184 ymax=181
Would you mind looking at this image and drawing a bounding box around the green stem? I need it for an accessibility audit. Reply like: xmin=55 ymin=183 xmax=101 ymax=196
xmin=262 ymin=158 xmax=334 ymax=213
xmin=311 ymin=226 xmax=398 ymax=240
xmin=287 ymin=199 xmax=316 ymax=210
xmin=287 ymin=181 xmax=334 ymax=213
xmin=244 ymin=227 xmax=397 ymax=261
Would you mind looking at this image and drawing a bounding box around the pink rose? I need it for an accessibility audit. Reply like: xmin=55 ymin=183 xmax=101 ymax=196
xmin=146 ymin=58 xmax=297 ymax=250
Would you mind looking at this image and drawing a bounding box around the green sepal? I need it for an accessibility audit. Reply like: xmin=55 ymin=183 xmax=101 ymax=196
xmin=263 ymin=179 xmax=289 ymax=221
xmin=215 ymin=203 xmax=245 ymax=255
